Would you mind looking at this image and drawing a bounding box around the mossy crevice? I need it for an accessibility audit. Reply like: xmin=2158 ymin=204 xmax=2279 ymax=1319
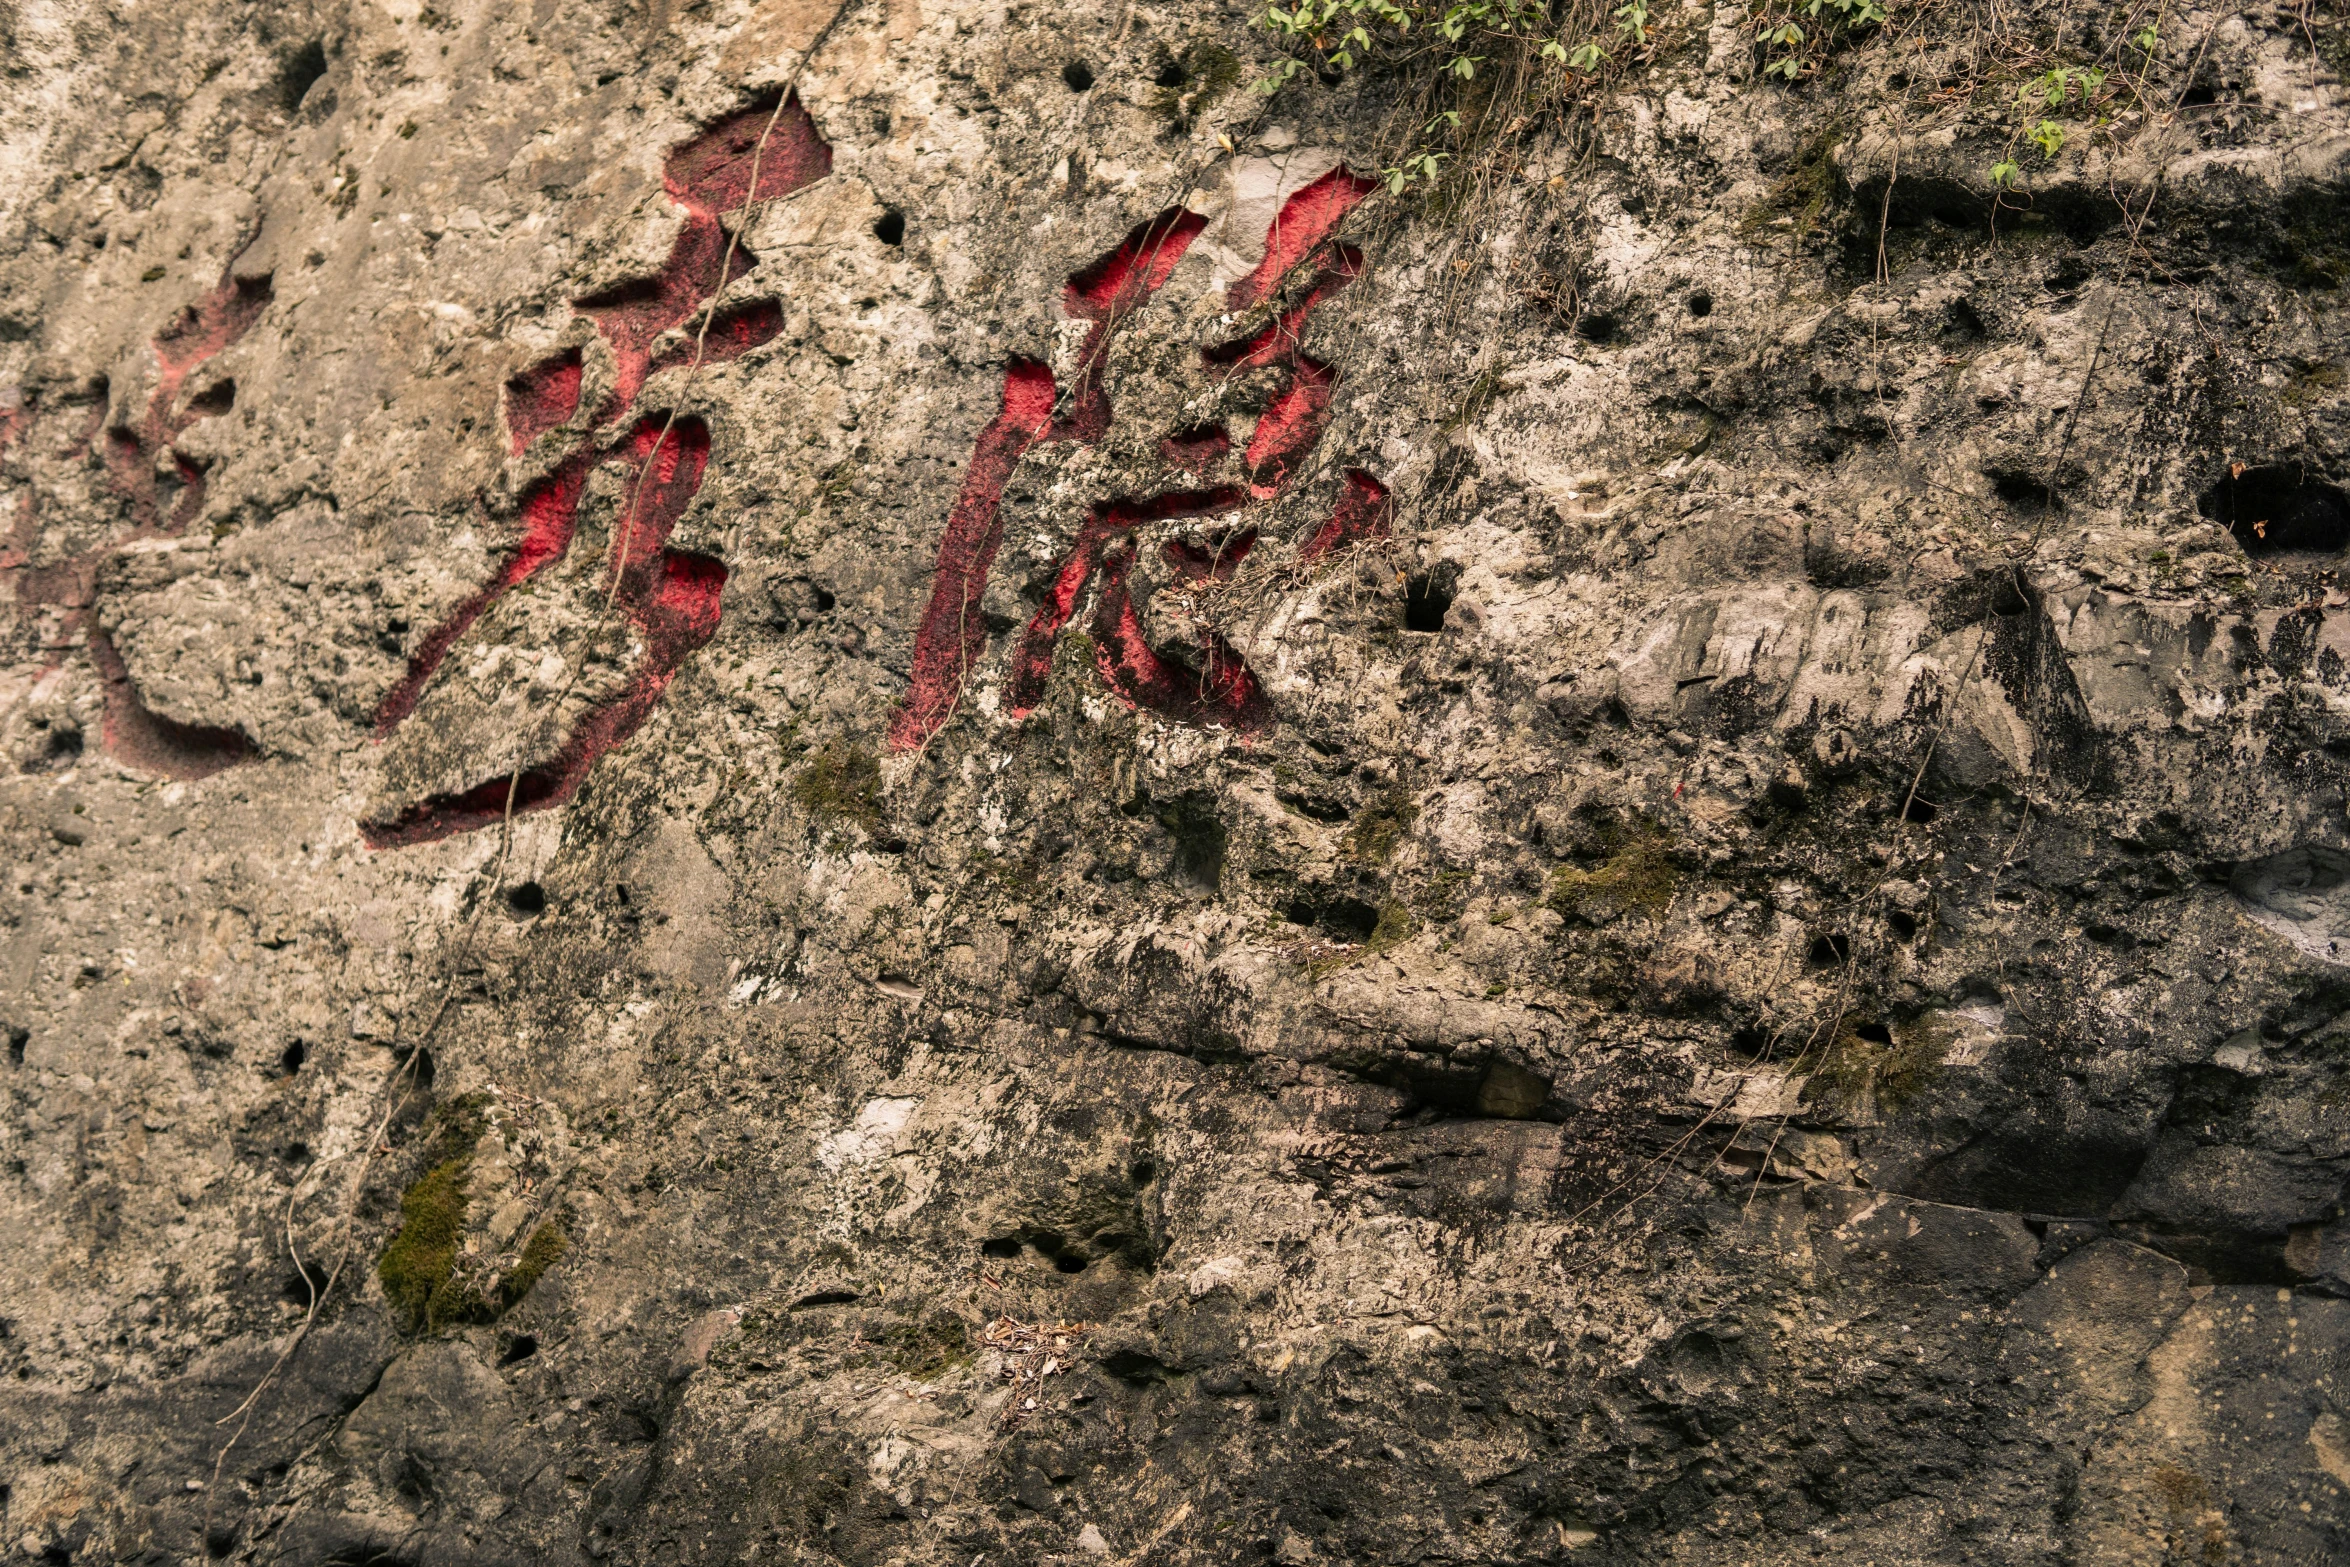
xmin=1801 ymin=1017 xmax=1945 ymax=1115
xmin=1546 ymin=828 xmax=1678 ymax=923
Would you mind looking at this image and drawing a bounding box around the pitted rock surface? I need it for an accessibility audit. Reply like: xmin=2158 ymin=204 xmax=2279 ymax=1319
xmin=5 ymin=2 xmax=2350 ymax=1564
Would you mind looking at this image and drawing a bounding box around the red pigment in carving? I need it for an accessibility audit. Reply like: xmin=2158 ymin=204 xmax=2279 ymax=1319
xmin=505 ymin=349 xmax=584 ymax=455
xmin=578 ymin=95 xmax=827 ymax=414
xmin=646 ymin=298 xmax=784 ymax=381
xmin=362 ymin=551 xmax=726 ymax=848
xmin=1 ymin=262 xmax=270 ymax=781
xmin=894 ymin=171 xmax=1383 ymax=747
xmin=89 ymin=627 xmax=258 ymax=780
xmin=371 ymin=450 xmax=595 ymax=732
xmin=890 ymin=213 xmax=1208 ymax=749
xmin=665 ymin=95 xmax=835 ymax=217
xmin=108 ymin=268 xmax=274 ymax=531
xmin=1298 ymin=469 xmax=1393 ymax=563
xmin=1164 ymin=526 xmax=1257 ymax=579
xmin=371 ymin=98 xmax=830 ymax=842
xmin=1226 ymin=167 xmax=1377 ymax=312
xmin=364 ymin=421 xmax=722 ymax=848
xmin=1089 ymin=540 xmax=1268 ymax=732
xmin=1160 ymin=423 xmax=1230 ymax=473
xmin=1205 ymin=246 xmax=1363 ymax=371
xmin=1243 ymin=357 xmax=1335 ymax=497
xmin=886 ymin=362 xmax=1059 ymax=750
xmin=577 ymin=220 xmax=756 ymax=413
xmin=610 ymin=414 xmax=713 ymax=599
xmin=1004 ymin=486 xmax=1247 ymax=717
xmin=1055 ymin=209 xmax=1208 ymax=443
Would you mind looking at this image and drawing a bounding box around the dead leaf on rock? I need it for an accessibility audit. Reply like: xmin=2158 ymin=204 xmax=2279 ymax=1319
xmin=980 ymin=1316 xmax=1094 ymax=1431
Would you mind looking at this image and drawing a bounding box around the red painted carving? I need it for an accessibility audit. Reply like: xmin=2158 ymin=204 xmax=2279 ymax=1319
xmin=504 ymin=348 xmax=583 ymax=455
xmin=106 ymin=269 xmax=274 ymax=530
xmin=573 ymin=98 xmax=826 ymax=415
xmin=1297 ymin=470 xmax=1394 ymax=564
xmin=0 ymin=244 xmax=269 ymax=777
xmin=367 ymin=95 xmax=827 ymax=845
xmin=1164 ymin=526 xmax=1257 ymax=580
xmin=890 ymin=167 xmax=1385 ymax=752
xmin=362 ymin=418 xmax=723 ymax=847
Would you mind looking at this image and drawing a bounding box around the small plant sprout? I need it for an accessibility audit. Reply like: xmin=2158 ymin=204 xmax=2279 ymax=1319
xmin=2027 ymin=118 xmax=2066 ymax=157
xmin=2134 ymin=12 xmax=2162 ymax=55
xmin=1989 ymin=158 xmax=2022 ymax=190
xmin=1385 ymin=150 xmax=1449 ymax=193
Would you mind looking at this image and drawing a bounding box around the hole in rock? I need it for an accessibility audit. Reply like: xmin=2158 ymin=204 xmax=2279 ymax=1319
xmin=1052 ymin=1252 xmax=1089 ymax=1274
xmin=1888 ymin=909 xmax=1919 ymax=939
xmin=1155 ymin=58 xmax=1188 ymax=88
xmin=1403 ymin=564 xmax=1458 ymax=632
xmin=1852 ymin=1022 xmax=1895 ymax=1046
xmin=1687 ymin=290 xmax=1712 ymax=318
xmin=793 ymin=1288 xmax=860 ymax=1307
xmin=283 ymin=1141 xmax=309 ymax=1164
xmin=1901 ymin=793 xmax=1939 ymax=823
xmin=980 ymin=1236 xmax=1022 ymax=1259
xmin=872 ymin=208 xmax=905 ymax=246
xmin=277 ymin=40 xmax=329 ymax=114
xmin=2045 ymin=256 xmax=2091 ymax=301
xmin=506 ymin=880 xmax=547 ymax=915
xmin=2181 ymin=78 xmax=2219 ymax=107
xmin=186 ymin=379 xmax=235 ymax=417
xmin=499 ymin=1334 xmax=540 ymax=1366
xmin=1807 ymin=932 xmax=1851 ymax=967
xmin=32 ymin=725 xmax=84 ymax=771
xmin=397 ymin=1044 xmax=435 ymax=1092
xmin=279 ymin=1040 xmax=308 ymax=1074
xmin=1285 ymin=895 xmax=1381 ymax=941
xmin=1990 ymin=470 xmax=2054 ymax=513
xmin=281 ymin=1262 xmax=326 ymax=1307
xmin=7 ymin=1027 xmax=27 ymax=1066
xmin=1062 ymin=60 xmax=1095 ymax=91
xmin=2198 ymin=463 xmax=2350 ymax=555
xmin=1944 ymin=298 xmax=1987 ymax=340
xmin=1574 ymin=310 xmax=1621 ymax=344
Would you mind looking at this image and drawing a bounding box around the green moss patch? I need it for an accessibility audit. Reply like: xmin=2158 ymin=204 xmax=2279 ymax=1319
xmin=1344 ymin=790 xmax=1419 ymax=866
xmin=378 ymin=1152 xmax=471 ymax=1333
xmin=498 ymin=1217 xmax=570 ymax=1312
xmin=1802 ymin=1018 xmax=1945 ymax=1115
xmin=789 ymin=742 xmax=882 ymax=830
xmin=1546 ymin=829 xmax=1677 ymax=923
xmin=877 ymin=1311 xmax=970 ymax=1381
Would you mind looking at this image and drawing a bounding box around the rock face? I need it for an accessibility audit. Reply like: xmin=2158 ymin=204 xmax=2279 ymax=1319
xmin=4 ymin=1 xmax=2350 ymax=1562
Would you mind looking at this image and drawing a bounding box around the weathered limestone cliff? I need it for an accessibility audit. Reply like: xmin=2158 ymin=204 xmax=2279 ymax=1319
xmin=5 ymin=0 xmax=2350 ymax=1561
